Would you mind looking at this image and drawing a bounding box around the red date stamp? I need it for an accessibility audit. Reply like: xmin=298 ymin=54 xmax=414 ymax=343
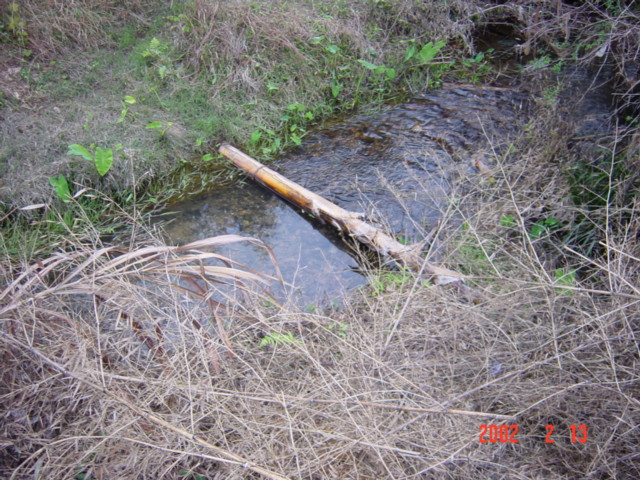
xmin=479 ymin=424 xmax=588 ymax=444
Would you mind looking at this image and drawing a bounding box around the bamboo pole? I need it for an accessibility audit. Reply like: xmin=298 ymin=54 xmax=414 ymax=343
xmin=219 ymin=143 xmax=464 ymax=285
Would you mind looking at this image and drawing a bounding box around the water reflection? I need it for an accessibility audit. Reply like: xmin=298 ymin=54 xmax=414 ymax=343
xmin=159 ymin=181 xmax=365 ymax=305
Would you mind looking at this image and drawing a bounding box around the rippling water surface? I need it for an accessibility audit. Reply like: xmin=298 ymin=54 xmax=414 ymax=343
xmin=159 ymin=85 xmax=528 ymax=304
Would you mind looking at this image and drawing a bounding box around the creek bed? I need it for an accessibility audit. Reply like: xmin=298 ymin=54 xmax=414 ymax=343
xmin=158 ymin=84 xmax=528 ymax=304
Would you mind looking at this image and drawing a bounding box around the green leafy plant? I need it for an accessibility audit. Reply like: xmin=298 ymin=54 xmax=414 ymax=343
xmin=524 ymin=55 xmax=553 ymax=71
xmin=405 ymin=40 xmax=446 ymax=65
xmin=357 ymin=59 xmax=397 ymax=80
xmin=117 ymin=95 xmax=136 ymax=124
xmin=397 ymin=235 xmax=410 ymax=245
xmin=308 ymin=35 xmax=351 ymax=100
xmin=259 ymin=331 xmax=302 ymax=348
xmin=166 ymin=13 xmax=193 ymax=33
xmin=455 ymin=237 xmax=495 ymax=279
xmin=370 ymin=269 xmax=412 ymax=296
xmin=142 ymin=37 xmax=168 ymax=63
xmin=67 ymin=144 xmax=114 ymax=177
xmin=500 ymin=214 xmax=517 ymax=228
xmin=529 ymin=217 xmax=561 ymax=240
xmin=564 ymin=156 xmax=636 ymax=256
xmin=49 ymin=174 xmax=72 ymax=202
xmin=460 ymin=49 xmax=494 ymax=83
xmin=281 ymin=103 xmax=314 ymax=146
xmin=542 ymin=86 xmax=560 ymax=106
xmin=146 ymin=121 xmax=174 ymax=137
xmin=328 ymin=322 xmax=348 ymax=338
xmin=251 ymin=103 xmax=314 ymax=155
xmin=553 ymin=268 xmax=576 ymax=295
xmin=83 ymin=113 xmax=94 ymax=131
xmin=140 ymin=37 xmax=172 ymax=80
xmin=250 ymin=127 xmax=281 ymax=156
xmin=0 ymin=1 xmax=28 ymax=45
xmin=178 ymin=470 xmax=207 ymax=480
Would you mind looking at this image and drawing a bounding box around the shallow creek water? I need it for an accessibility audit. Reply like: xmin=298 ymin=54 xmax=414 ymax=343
xmin=159 ymin=85 xmax=528 ymax=304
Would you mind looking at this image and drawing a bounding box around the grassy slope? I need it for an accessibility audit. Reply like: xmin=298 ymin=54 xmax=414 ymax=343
xmin=0 ymin=0 xmax=477 ymax=209
xmin=0 ymin=0 xmax=482 ymax=257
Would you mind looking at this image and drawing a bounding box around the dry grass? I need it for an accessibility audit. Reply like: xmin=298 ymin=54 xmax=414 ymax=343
xmin=480 ymin=0 xmax=640 ymax=115
xmin=4 ymin=0 xmax=152 ymax=54
xmin=1 ymin=97 xmax=639 ymax=480
xmin=1 ymin=2 xmax=639 ymax=478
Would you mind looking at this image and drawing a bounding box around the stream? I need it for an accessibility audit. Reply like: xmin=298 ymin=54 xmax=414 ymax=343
xmin=158 ymin=84 xmax=529 ymax=305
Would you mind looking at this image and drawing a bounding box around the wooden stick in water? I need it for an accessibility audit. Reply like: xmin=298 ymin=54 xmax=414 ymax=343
xmin=219 ymin=143 xmax=464 ymax=285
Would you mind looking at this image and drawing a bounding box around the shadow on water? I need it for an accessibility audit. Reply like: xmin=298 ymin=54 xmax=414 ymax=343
xmin=157 ymin=84 xmax=528 ymax=305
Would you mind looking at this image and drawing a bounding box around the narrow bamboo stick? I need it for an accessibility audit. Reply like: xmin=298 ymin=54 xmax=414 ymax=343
xmin=219 ymin=143 xmax=464 ymax=285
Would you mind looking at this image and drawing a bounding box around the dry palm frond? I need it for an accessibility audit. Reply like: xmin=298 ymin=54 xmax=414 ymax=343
xmin=1 ymin=234 xmax=281 ymax=370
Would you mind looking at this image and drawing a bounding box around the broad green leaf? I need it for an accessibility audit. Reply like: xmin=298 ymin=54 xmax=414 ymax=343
xmin=201 ymin=153 xmax=213 ymax=162
xmin=405 ymin=44 xmax=417 ymax=61
xmin=374 ymin=65 xmax=386 ymax=75
xmin=67 ymin=144 xmax=92 ymax=162
xmin=554 ymin=268 xmax=576 ymax=295
xmin=528 ymin=223 xmax=547 ymax=239
xmin=94 ymin=147 xmax=113 ymax=176
xmin=49 ymin=174 xmax=71 ymax=202
xmin=529 ymin=218 xmax=561 ymax=239
xmin=291 ymin=133 xmax=302 ymax=146
xmin=250 ymin=130 xmax=262 ymax=144
xmin=500 ymin=215 xmax=516 ymax=227
xmin=417 ymin=40 xmax=445 ymax=65
xmin=124 ymin=95 xmax=136 ymax=104
xmin=325 ymin=44 xmax=340 ymax=54
xmin=357 ymin=59 xmax=379 ymax=70
xmin=385 ymin=67 xmax=397 ymax=79
xmin=331 ymin=84 xmax=341 ymax=98
xmin=146 ymin=122 xmax=163 ymax=129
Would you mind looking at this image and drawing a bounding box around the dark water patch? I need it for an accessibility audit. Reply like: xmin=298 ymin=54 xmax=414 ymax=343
xmin=278 ymin=85 xmax=527 ymax=236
